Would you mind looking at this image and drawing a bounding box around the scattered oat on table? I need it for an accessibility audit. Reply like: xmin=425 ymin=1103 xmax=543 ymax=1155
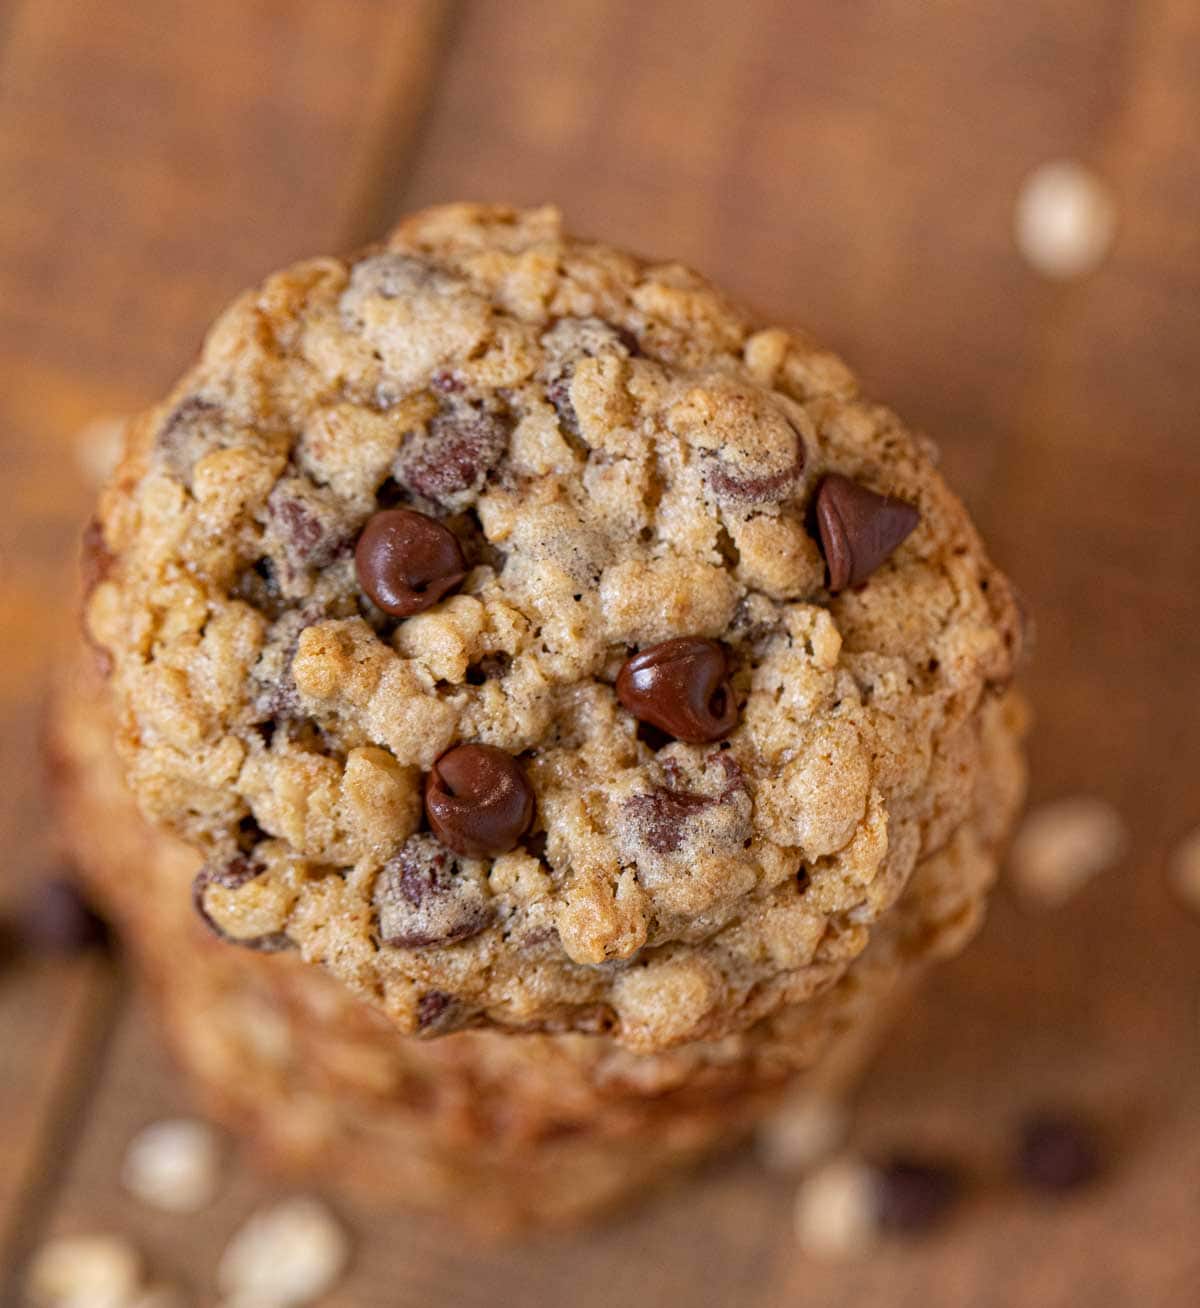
xmin=122 ymin=1118 xmax=222 ymax=1214
xmin=217 ymin=1196 xmax=349 ymax=1307
xmin=1014 ymin=160 xmax=1116 ymax=279
xmin=755 ymin=1091 xmax=849 ymax=1173
xmin=26 ymin=1232 xmax=142 ymax=1308
xmin=793 ymin=1157 xmax=878 ymax=1260
xmin=1167 ymin=826 xmax=1200 ymax=915
xmin=1008 ymin=795 xmax=1129 ymax=908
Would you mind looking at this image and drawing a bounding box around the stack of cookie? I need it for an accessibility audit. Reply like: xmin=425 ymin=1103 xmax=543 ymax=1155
xmin=54 ymin=205 xmax=1026 ymax=1230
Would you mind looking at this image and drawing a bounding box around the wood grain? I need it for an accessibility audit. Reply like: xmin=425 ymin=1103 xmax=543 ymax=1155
xmin=0 ymin=0 xmax=451 ymax=1293
xmin=3 ymin=0 xmax=1199 ymax=1303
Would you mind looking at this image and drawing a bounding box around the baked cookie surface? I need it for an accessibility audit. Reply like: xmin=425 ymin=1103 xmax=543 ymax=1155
xmin=86 ymin=204 xmax=1021 ymax=1052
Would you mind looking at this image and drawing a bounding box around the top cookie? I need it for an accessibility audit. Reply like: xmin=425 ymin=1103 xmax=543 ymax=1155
xmin=85 ymin=204 xmax=1020 ymax=1052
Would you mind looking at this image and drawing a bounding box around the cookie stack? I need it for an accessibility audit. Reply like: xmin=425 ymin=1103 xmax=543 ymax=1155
xmin=54 ymin=205 xmax=1026 ymax=1230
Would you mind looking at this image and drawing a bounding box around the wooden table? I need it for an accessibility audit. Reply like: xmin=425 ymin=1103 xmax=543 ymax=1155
xmin=2 ymin=2 xmax=1198 ymax=1303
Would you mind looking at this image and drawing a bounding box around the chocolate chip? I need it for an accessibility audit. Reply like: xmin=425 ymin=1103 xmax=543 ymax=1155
xmin=21 ymin=879 xmax=109 ymax=954
xmin=424 ymin=745 xmax=535 ymax=857
xmin=393 ymin=405 xmax=510 ymax=506
xmin=1016 ymin=1112 xmax=1101 ymax=1192
xmin=265 ymin=477 xmax=356 ymax=590
xmin=616 ymin=638 xmax=738 ymax=743
xmin=354 ymin=508 xmax=467 ymax=618
xmin=191 ymin=859 xmax=292 ymax=953
xmin=623 ymin=788 xmax=714 ymax=854
xmin=813 ymin=473 xmax=919 ymax=592
xmin=374 ymin=833 xmax=494 ymax=947
xmin=154 ymin=394 xmax=223 ymax=484
xmin=873 ymin=1158 xmax=962 ymax=1233
xmin=416 ymin=990 xmax=457 ymax=1030
xmin=708 ymin=423 xmax=806 ymax=505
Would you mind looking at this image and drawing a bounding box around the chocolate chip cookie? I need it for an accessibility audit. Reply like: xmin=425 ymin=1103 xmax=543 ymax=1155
xmin=84 ymin=204 xmax=1023 ymax=1053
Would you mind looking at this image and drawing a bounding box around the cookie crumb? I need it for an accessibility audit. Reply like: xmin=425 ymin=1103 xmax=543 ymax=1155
xmin=217 ymin=1196 xmax=349 ymax=1306
xmin=122 ymin=1118 xmax=222 ymax=1213
xmin=755 ymin=1092 xmax=848 ymax=1173
xmin=26 ymin=1232 xmax=142 ymax=1307
xmin=1009 ymin=796 xmax=1129 ymax=908
xmin=793 ymin=1157 xmax=878 ymax=1260
xmin=1167 ymin=826 xmax=1200 ymax=915
xmin=1014 ymin=160 xmax=1117 ymax=279
xmin=1016 ymin=1111 xmax=1101 ymax=1193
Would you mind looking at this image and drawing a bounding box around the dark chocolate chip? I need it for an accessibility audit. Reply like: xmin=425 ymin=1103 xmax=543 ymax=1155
xmin=21 ymin=878 xmax=109 ymax=954
xmin=374 ymin=833 xmax=494 ymax=947
xmin=1016 ymin=1112 xmax=1101 ymax=1193
xmin=191 ymin=859 xmax=292 ymax=953
xmin=813 ymin=473 xmax=919 ymax=592
xmin=616 ymin=638 xmax=738 ymax=743
xmin=355 ymin=508 xmax=467 ymax=618
xmin=873 ymin=1158 xmax=962 ymax=1233
xmin=424 ymin=745 xmax=535 ymax=857
xmin=623 ymin=788 xmax=714 ymax=854
xmin=394 ymin=406 xmax=510 ymax=505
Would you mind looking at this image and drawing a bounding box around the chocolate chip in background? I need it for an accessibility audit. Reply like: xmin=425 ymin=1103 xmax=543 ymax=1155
xmin=20 ymin=878 xmax=110 ymax=955
xmin=354 ymin=508 xmax=467 ymax=618
xmin=424 ymin=745 xmax=535 ymax=858
xmin=393 ymin=404 xmax=510 ymax=507
xmin=813 ymin=473 xmax=920 ymax=592
xmin=1016 ymin=1111 xmax=1101 ymax=1193
xmin=374 ymin=833 xmax=494 ymax=947
xmin=616 ymin=637 xmax=738 ymax=744
xmin=872 ymin=1156 xmax=963 ymax=1233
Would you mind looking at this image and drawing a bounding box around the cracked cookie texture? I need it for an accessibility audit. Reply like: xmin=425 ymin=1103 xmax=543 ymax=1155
xmin=84 ymin=203 xmax=1023 ymax=1054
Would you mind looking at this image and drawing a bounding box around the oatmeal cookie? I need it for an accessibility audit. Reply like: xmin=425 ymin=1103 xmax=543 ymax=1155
xmin=84 ymin=204 xmax=1021 ymax=1053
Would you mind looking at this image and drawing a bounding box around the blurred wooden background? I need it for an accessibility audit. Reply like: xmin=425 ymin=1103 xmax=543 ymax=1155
xmin=1 ymin=1 xmax=1198 ymax=1303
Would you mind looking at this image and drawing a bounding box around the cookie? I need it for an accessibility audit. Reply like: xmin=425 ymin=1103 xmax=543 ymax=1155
xmin=51 ymin=642 xmax=1025 ymax=1229
xmin=83 ymin=204 xmax=1022 ymax=1053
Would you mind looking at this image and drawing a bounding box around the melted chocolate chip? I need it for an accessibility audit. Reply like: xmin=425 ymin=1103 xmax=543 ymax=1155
xmin=21 ymin=879 xmax=109 ymax=954
xmin=814 ymin=473 xmax=920 ymax=592
xmin=416 ymin=989 xmax=457 ymax=1030
xmin=708 ymin=425 xmax=805 ymax=504
xmin=266 ymin=477 xmax=356 ymax=586
xmin=374 ymin=833 xmax=494 ymax=947
xmin=355 ymin=509 xmax=467 ymax=617
xmin=1016 ymin=1112 xmax=1101 ymax=1192
xmin=616 ymin=638 xmax=738 ymax=743
xmin=623 ymin=788 xmax=714 ymax=854
xmin=873 ymin=1158 xmax=962 ymax=1232
xmin=154 ymin=394 xmax=223 ymax=483
xmin=424 ymin=745 xmax=535 ymax=857
xmin=191 ymin=858 xmax=292 ymax=952
xmin=394 ymin=405 xmax=510 ymax=506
